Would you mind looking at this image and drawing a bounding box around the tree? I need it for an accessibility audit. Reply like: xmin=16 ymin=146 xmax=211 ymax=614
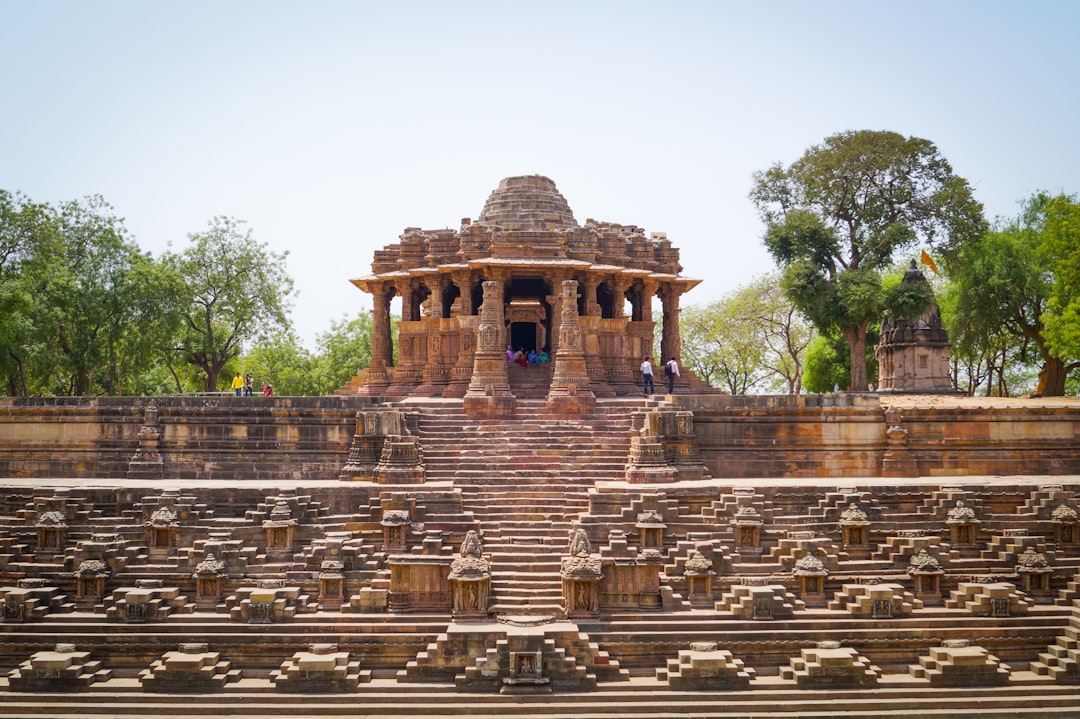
xmin=681 ymin=300 xmax=767 ymax=394
xmin=307 ymin=310 xmax=380 ymax=394
xmin=167 ymin=217 xmax=294 ymax=391
xmin=949 ymin=193 xmax=1079 ymax=396
xmin=750 ymin=130 xmax=986 ymax=391
xmin=680 ymin=275 xmax=813 ymax=394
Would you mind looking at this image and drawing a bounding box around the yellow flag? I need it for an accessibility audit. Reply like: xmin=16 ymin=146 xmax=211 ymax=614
xmin=921 ymin=249 xmax=939 ymax=275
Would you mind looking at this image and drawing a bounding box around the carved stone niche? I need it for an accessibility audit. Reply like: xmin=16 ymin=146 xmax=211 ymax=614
xmin=74 ymin=560 xmax=110 ymax=607
xmin=731 ymin=492 xmax=763 ymax=557
xmin=1015 ymin=548 xmax=1052 ymax=596
xmin=192 ymin=553 xmax=226 ymax=608
xmin=145 ymin=506 xmax=180 ymax=556
xmin=683 ymin=550 xmax=716 ymax=605
xmin=381 ymin=509 xmax=410 ymax=553
xmin=35 ymin=511 xmax=67 ymax=555
xmin=1052 ymin=504 xmax=1079 ymax=546
xmin=263 ymin=501 xmax=298 ymax=556
xmin=945 ymin=500 xmax=979 ymax=546
xmin=319 ymin=560 xmax=345 ymax=610
xmin=792 ymin=553 xmax=828 ymax=603
xmin=838 ymin=502 xmax=871 ymax=556
xmin=908 ymin=549 xmax=945 ymax=602
xmin=448 ymin=530 xmax=490 ymax=620
xmin=636 ymin=509 xmax=666 ymax=551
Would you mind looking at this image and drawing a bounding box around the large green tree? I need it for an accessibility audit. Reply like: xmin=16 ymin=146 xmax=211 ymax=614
xmin=949 ymin=193 xmax=1079 ymax=396
xmin=750 ymin=130 xmax=985 ymax=391
xmin=167 ymin=217 xmax=294 ymax=391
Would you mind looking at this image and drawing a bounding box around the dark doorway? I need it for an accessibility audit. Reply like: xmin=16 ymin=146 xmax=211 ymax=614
xmin=510 ymin=322 xmax=536 ymax=352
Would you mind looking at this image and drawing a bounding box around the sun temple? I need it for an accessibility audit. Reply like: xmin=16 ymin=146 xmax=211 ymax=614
xmin=0 ymin=176 xmax=1079 ymax=718
xmin=347 ymin=174 xmax=706 ymax=411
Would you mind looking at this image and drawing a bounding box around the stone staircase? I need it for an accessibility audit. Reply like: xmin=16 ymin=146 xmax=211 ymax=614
xmin=408 ymin=398 xmax=644 ymax=615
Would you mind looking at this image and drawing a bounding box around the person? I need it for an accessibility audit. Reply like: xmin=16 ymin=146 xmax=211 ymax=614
xmin=231 ymin=372 xmax=244 ymax=396
xmin=527 ymin=349 xmax=539 ymax=367
xmin=514 ymin=348 xmax=527 ymax=367
xmin=262 ymin=383 xmax=274 ymax=396
xmin=244 ymin=373 xmax=253 ymax=396
xmin=538 ymin=350 xmax=549 ymax=363
xmin=506 ymin=345 xmax=515 ymax=362
xmin=664 ymin=357 xmax=680 ymax=394
xmin=640 ymin=357 xmax=655 ymax=396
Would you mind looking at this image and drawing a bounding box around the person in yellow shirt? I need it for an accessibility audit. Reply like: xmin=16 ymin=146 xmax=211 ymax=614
xmin=231 ymin=372 xmax=244 ymax=396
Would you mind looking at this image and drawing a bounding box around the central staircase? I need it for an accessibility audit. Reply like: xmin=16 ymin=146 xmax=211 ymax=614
xmin=407 ymin=397 xmax=648 ymax=615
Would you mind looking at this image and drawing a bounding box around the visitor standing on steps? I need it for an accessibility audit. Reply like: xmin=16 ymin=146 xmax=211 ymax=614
xmin=640 ymin=356 xmax=655 ymax=396
xmin=664 ymin=357 xmax=680 ymax=394
xmin=231 ymin=372 xmax=244 ymax=396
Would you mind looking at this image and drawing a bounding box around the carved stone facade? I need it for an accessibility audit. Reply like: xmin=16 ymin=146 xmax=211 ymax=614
xmin=348 ymin=175 xmax=700 ymax=402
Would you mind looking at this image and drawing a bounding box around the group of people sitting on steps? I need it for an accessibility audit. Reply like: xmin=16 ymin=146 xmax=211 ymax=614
xmin=506 ymin=346 xmax=549 ymax=368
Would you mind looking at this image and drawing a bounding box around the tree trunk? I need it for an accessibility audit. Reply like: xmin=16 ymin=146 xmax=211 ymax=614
xmin=843 ymin=324 xmax=869 ymax=392
xmin=1033 ymin=356 xmax=1067 ymax=397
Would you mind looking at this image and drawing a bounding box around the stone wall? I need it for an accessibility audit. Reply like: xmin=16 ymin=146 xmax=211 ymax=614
xmin=0 ymin=396 xmax=375 ymax=480
xmin=1 ymin=394 xmax=1079 ymax=481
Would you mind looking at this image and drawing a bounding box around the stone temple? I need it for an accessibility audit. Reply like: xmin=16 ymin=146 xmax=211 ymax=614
xmin=0 ymin=176 xmax=1079 ymax=718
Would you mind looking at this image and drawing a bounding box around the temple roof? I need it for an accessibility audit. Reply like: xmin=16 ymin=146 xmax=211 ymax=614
xmin=476 ymin=175 xmax=578 ymax=231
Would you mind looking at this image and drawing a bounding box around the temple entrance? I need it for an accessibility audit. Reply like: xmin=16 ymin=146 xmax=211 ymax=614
xmin=510 ymin=322 xmax=537 ymax=353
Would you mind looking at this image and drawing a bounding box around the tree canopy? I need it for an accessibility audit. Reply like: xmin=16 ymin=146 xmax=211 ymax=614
xmin=947 ymin=192 xmax=1080 ymax=396
xmin=165 ymin=216 xmax=294 ymax=391
xmin=750 ymin=129 xmax=986 ymax=391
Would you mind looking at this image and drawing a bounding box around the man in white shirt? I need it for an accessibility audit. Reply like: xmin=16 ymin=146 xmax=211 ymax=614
xmin=640 ymin=357 xmax=655 ymax=396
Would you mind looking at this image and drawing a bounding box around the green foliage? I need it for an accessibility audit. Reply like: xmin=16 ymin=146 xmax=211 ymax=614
xmin=751 ymin=129 xmax=986 ymax=391
xmin=680 ymin=274 xmax=815 ymax=394
xmin=882 ymin=265 xmax=936 ymax=322
xmin=802 ymin=335 xmax=849 ymax=393
xmin=1040 ymin=195 xmax=1080 ymax=362
xmin=948 ymin=192 xmax=1079 ymax=396
xmin=167 ymin=217 xmax=295 ymax=392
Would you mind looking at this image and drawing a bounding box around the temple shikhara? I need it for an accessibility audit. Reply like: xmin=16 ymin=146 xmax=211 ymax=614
xmin=0 ymin=176 xmax=1078 ymax=718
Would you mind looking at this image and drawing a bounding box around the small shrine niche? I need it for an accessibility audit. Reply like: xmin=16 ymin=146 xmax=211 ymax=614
xmin=792 ymin=553 xmax=828 ymax=603
xmin=636 ymin=509 xmax=666 ymax=551
xmin=381 ymin=510 xmax=410 ymax=553
xmin=731 ymin=491 xmax=763 ymax=557
xmin=561 ymin=526 xmax=601 ymax=618
xmin=683 ymin=550 xmax=715 ymax=605
xmin=1015 ymin=547 xmax=1052 ymax=596
xmin=945 ymin=500 xmax=979 ymax=547
xmin=908 ymin=548 xmax=944 ymax=602
xmin=193 ymin=553 xmax=225 ymax=608
xmin=145 ymin=506 xmax=180 ymax=555
xmin=1052 ymin=504 xmax=1078 ymax=546
xmin=263 ymin=501 xmax=298 ymax=554
xmin=448 ymin=530 xmax=490 ymax=620
xmin=506 ymin=650 xmax=546 ymax=689
xmin=75 ymin=559 xmax=110 ymax=605
xmin=35 ymin=510 xmax=67 ymax=554
xmin=838 ymin=503 xmax=871 ymax=557
xmin=319 ymin=561 xmax=345 ymax=609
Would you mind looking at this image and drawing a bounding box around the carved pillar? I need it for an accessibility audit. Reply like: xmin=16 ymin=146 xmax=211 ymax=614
xmin=640 ymin=279 xmax=657 ymax=323
xmin=611 ymin=277 xmax=631 ymax=320
xmin=464 ymin=280 xmax=516 ymax=418
xmin=659 ymin=286 xmax=682 ymax=365
xmin=453 ymin=271 xmax=475 ymax=316
xmin=546 ymin=279 xmax=596 ymax=414
xmin=581 ymin=276 xmax=600 ymax=317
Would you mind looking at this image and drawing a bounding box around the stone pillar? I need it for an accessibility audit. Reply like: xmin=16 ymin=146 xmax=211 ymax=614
xmin=464 ymin=280 xmax=516 ymax=418
xmin=452 ymin=271 xmax=475 ymax=316
xmin=640 ymin=279 xmax=657 ymax=323
xmin=659 ymin=286 xmax=683 ymax=366
xmin=611 ymin=277 xmax=631 ymax=320
xmin=581 ymin=276 xmax=600 ymax=317
xmin=546 ymin=279 xmax=595 ymax=414
xmin=366 ymin=284 xmax=393 ymax=390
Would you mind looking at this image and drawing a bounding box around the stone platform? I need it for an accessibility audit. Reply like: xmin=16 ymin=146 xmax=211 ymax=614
xmin=0 ymin=395 xmax=1079 ymax=717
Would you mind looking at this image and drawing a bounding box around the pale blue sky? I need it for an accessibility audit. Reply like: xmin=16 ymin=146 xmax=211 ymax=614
xmin=3 ymin=0 xmax=1077 ymax=347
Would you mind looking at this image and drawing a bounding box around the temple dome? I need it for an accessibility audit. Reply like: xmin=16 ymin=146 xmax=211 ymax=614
xmin=476 ymin=175 xmax=579 ymax=231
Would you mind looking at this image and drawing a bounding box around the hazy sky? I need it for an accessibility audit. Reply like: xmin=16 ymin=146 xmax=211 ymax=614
xmin=3 ymin=1 xmax=1078 ymax=348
